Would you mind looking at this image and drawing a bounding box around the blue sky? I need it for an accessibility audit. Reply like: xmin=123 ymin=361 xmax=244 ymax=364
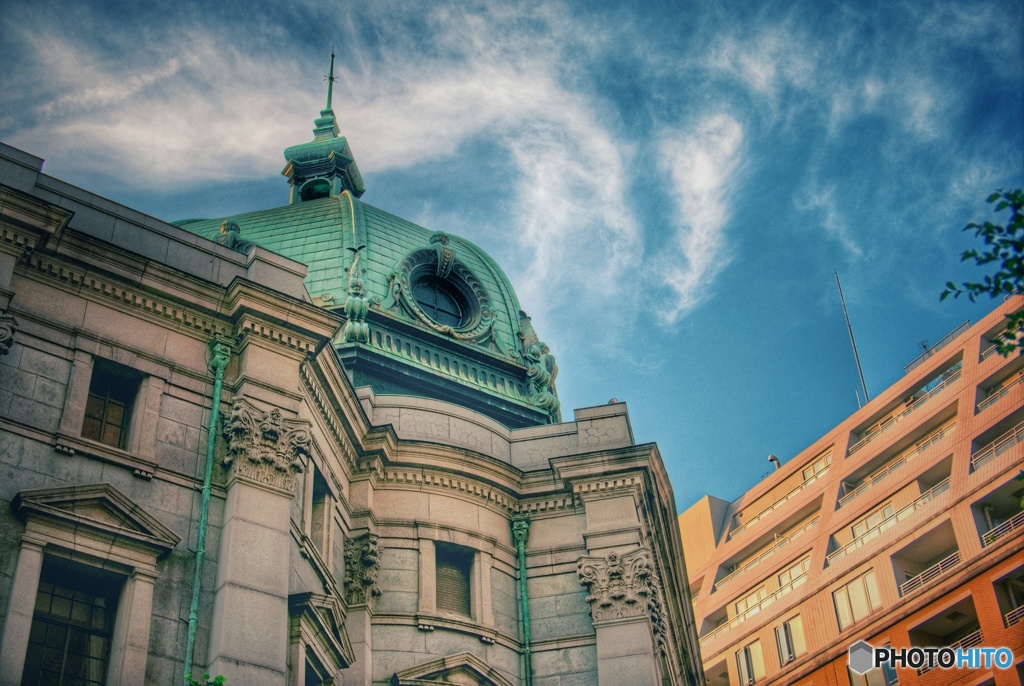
xmin=1 ymin=0 xmax=1021 ymax=511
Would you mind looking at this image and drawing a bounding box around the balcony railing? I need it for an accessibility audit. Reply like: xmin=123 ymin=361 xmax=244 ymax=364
xmin=1005 ymin=605 xmax=1024 ymax=628
xmin=898 ymin=551 xmax=961 ymax=597
xmin=981 ymin=510 xmax=1024 ymax=548
xmin=838 ymin=423 xmax=955 ymax=509
xmin=729 ymin=471 xmax=828 ymax=540
xmin=699 ymin=572 xmax=809 ymax=647
xmin=714 ymin=518 xmax=819 ymax=591
xmin=981 ymin=321 xmax=1024 ymax=361
xmin=827 ymin=479 xmax=951 ymax=565
xmin=971 ymin=419 xmax=1024 ymax=472
xmin=977 ymin=371 xmax=1024 ymax=413
xmin=905 ymin=321 xmax=970 ymax=374
xmin=917 ymin=629 xmax=983 ymax=675
xmin=848 ymin=369 xmax=961 ymax=456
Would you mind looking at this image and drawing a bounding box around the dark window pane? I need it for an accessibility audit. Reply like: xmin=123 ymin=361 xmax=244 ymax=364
xmin=80 ymin=366 xmax=138 ymax=449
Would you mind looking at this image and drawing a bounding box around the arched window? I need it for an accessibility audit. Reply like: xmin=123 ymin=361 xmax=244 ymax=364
xmin=300 ymin=179 xmax=331 ymax=201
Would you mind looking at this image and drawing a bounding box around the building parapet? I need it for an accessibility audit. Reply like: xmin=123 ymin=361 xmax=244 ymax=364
xmin=729 ymin=471 xmax=827 ymax=540
xmin=898 ymin=550 xmax=961 ymax=597
xmin=838 ymin=422 xmax=955 ymax=509
xmin=848 ymin=367 xmax=961 ymax=456
xmin=917 ymin=629 xmax=983 ymax=675
xmin=826 ymin=478 xmax=950 ymax=565
xmin=970 ymin=419 xmax=1024 ymax=471
xmin=699 ymin=572 xmax=808 ymax=648
xmin=714 ymin=517 xmax=818 ymax=592
xmin=976 ymin=370 xmax=1024 ymax=413
xmin=981 ymin=509 xmax=1024 ymax=548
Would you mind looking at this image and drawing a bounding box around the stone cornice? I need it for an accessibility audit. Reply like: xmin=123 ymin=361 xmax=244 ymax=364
xmin=0 ymin=184 xmax=71 ymax=255
xmin=299 ymin=361 xmax=361 ymax=475
xmin=25 ymin=251 xmax=233 ymax=339
xmin=378 ymin=467 xmax=520 ymax=513
xmin=222 ymin=278 xmax=341 ymax=347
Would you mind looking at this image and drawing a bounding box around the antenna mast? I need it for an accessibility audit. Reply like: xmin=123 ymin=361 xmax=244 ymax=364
xmin=835 ymin=271 xmax=870 ymax=405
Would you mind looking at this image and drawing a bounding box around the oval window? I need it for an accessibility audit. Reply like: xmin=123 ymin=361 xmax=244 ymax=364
xmin=412 ymin=275 xmax=470 ymax=328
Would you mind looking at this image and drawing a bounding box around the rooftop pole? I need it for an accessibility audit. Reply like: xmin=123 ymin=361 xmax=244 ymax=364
xmin=835 ymin=271 xmax=870 ymax=405
xmin=325 ymin=49 xmax=336 ymax=110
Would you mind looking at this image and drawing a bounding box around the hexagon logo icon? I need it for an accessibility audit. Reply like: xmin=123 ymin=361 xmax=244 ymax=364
xmin=848 ymin=641 xmax=874 ymax=675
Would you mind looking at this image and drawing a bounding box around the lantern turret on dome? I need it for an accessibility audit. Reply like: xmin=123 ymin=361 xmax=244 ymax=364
xmin=282 ymin=51 xmax=365 ymax=204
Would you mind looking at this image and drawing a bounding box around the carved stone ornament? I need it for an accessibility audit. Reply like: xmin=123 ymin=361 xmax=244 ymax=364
xmin=0 ymin=313 xmax=17 ymax=357
xmin=524 ymin=341 xmax=559 ymax=419
xmin=577 ymin=548 xmax=669 ymax=653
xmin=344 ymin=533 xmax=382 ymax=609
xmin=221 ymin=398 xmax=310 ymax=491
xmin=341 ymin=250 xmax=371 ymax=344
xmin=382 ymin=244 xmax=504 ymax=350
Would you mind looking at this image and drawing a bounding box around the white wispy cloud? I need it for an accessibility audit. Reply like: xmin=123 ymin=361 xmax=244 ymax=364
xmin=793 ymin=183 xmax=863 ymax=259
xmin=656 ymin=113 xmax=745 ymax=323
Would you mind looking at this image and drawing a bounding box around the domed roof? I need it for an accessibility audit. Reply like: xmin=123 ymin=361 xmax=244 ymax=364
xmin=178 ymin=192 xmax=558 ymax=427
xmin=177 ymin=54 xmax=559 ymax=427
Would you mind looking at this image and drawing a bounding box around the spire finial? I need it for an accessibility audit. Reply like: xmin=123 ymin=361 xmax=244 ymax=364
xmin=325 ymin=48 xmax=337 ymax=111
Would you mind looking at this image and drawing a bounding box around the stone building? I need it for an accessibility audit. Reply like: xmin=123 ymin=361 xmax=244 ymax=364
xmin=680 ymin=299 xmax=1024 ymax=685
xmin=0 ymin=59 xmax=702 ymax=686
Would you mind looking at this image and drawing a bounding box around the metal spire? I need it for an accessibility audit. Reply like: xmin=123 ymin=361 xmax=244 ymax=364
xmin=325 ymin=49 xmax=337 ymax=110
xmin=835 ymin=271 xmax=870 ymax=405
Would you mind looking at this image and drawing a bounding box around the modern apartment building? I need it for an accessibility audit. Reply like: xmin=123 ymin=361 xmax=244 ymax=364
xmin=680 ymin=296 xmax=1024 ymax=686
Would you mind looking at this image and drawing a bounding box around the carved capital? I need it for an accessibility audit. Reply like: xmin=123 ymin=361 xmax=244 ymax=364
xmin=511 ymin=514 xmax=530 ymax=547
xmin=0 ymin=313 xmax=17 ymax=357
xmin=577 ymin=548 xmax=668 ymax=652
xmin=221 ymin=398 xmax=309 ymax=492
xmin=344 ymin=533 xmax=382 ymax=609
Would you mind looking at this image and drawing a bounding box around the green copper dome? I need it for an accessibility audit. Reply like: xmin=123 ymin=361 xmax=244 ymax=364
xmin=178 ymin=54 xmax=559 ymax=427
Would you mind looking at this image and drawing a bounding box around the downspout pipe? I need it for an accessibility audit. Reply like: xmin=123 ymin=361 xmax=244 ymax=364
xmin=184 ymin=337 xmax=230 ymax=685
xmin=512 ymin=515 xmax=533 ymax=686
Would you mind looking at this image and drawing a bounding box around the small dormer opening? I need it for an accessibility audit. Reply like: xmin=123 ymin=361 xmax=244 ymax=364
xmin=300 ymin=178 xmax=331 ymax=201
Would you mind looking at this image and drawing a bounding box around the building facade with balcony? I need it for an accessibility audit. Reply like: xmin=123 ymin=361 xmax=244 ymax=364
xmin=680 ymin=298 xmax=1024 ymax=686
xmin=0 ymin=59 xmax=702 ymax=686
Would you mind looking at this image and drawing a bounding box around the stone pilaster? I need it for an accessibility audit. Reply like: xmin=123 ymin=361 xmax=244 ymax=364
xmin=207 ymin=398 xmax=310 ymax=685
xmin=577 ymin=548 xmax=668 ymax=686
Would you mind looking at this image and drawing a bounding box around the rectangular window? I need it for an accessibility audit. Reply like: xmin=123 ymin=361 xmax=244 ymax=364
xmin=22 ymin=563 xmax=121 ymax=686
xmin=775 ymin=615 xmax=807 ymax=664
xmin=435 ymin=543 xmax=472 ymax=617
xmin=851 ymin=503 xmax=895 ymax=539
xmin=778 ymin=557 xmax=810 ymax=587
xmin=81 ymin=361 xmax=140 ymax=450
xmin=736 ymin=639 xmax=764 ymax=684
xmin=833 ymin=569 xmax=882 ymax=631
xmin=735 ymin=585 xmax=767 ymax=617
xmin=309 ymin=465 xmax=330 ymax=556
xmin=801 ymin=452 xmax=831 ymax=482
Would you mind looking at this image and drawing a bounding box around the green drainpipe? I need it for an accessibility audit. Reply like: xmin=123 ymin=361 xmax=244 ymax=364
xmin=512 ymin=515 xmax=533 ymax=686
xmin=184 ymin=337 xmax=230 ymax=685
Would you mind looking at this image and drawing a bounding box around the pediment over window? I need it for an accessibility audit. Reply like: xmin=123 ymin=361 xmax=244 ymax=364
xmin=13 ymin=483 xmax=180 ymax=554
xmin=389 ymin=652 xmax=515 ymax=686
xmin=289 ymin=592 xmax=356 ymax=675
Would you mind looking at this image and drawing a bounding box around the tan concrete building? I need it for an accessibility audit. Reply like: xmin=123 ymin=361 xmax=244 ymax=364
xmin=680 ymin=297 xmax=1024 ymax=686
xmin=0 ymin=69 xmax=702 ymax=686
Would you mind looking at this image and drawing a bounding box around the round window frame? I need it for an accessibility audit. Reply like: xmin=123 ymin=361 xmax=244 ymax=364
xmin=410 ymin=268 xmax=475 ymax=330
xmin=387 ymin=248 xmax=498 ymax=344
